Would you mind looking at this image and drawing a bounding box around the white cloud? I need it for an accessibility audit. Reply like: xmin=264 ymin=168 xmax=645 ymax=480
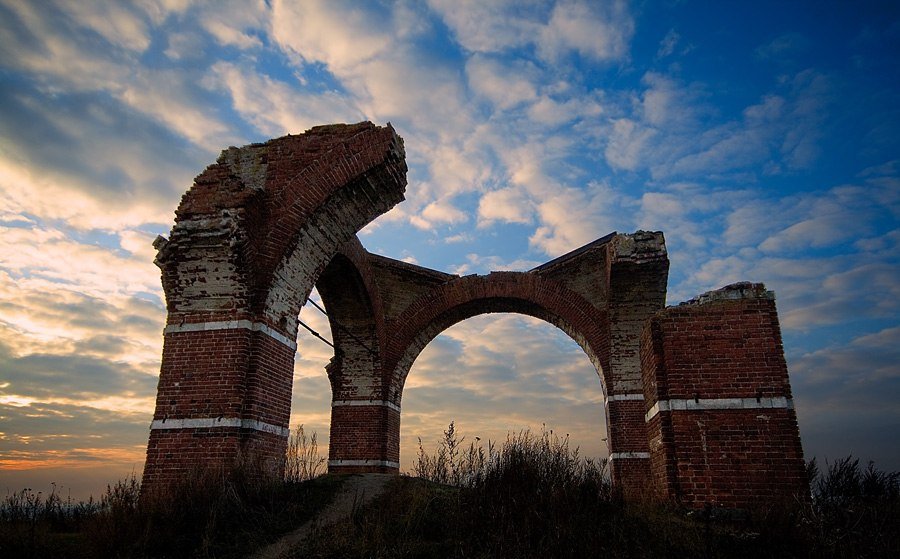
xmin=537 ymin=0 xmax=634 ymax=62
xmin=207 ymin=61 xmax=363 ymax=136
xmin=135 ymin=0 xmax=192 ymax=24
xmin=478 ymin=187 xmax=534 ymax=226
xmin=120 ymin=69 xmax=238 ymax=152
xmin=530 ymin=181 xmax=628 ymax=256
xmin=426 ymin=0 xmax=543 ymax=53
xmin=270 ymin=0 xmax=392 ymax=72
xmin=429 ymin=0 xmax=633 ymax=63
xmin=164 ymin=30 xmax=205 ymax=61
xmin=466 ymin=55 xmax=538 ymax=110
xmin=422 ymin=200 xmax=469 ymax=226
xmin=604 ymin=118 xmax=656 ymax=171
xmin=526 ymin=95 xmax=603 ymax=126
xmin=54 ymin=0 xmax=152 ymax=53
xmin=0 ymin=154 xmax=179 ymax=231
xmin=199 ymin=0 xmax=267 ymax=50
xmin=0 ymin=226 xmax=161 ymax=301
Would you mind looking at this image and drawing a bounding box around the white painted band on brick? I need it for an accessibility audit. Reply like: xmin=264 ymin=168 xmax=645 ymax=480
xmin=331 ymin=399 xmax=401 ymax=412
xmin=150 ymin=417 xmax=290 ymax=437
xmin=645 ymin=396 xmax=794 ymax=423
xmin=328 ymin=460 xmax=400 ymax=469
xmin=604 ymin=393 xmax=645 ymax=405
xmin=609 ymin=452 xmax=650 ymax=460
xmin=164 ymin=320 xmax=297 ymax=350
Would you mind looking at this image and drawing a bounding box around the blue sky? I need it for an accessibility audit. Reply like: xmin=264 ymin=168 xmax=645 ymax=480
xmin=0 ymin=0 xmax=898 ymax=499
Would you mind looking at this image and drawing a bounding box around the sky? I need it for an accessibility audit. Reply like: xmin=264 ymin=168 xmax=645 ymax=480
xmin=0 ymin=0 xmax=898 ymax=500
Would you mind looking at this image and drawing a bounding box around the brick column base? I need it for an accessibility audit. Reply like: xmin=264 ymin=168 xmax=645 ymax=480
xmin=641 ymin=283 xmax=807 ymax=510
xmin=328 ymin=401 xmax=400 ymax=474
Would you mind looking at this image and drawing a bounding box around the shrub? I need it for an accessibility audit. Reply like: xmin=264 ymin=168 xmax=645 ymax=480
xmin=285 ymin=423 xmax=327 ymax=483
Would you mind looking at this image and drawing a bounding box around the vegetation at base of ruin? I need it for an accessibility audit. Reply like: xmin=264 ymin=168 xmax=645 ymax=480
xmin=1 ymin=423 xmax=898 ymax=558
xmin=284 ymin=424 xmax=327 ymax=483
xmin=0 ymin=425 xmax=341 ymax=558
xmin=306 ymin=423 xmax=900 ymax=559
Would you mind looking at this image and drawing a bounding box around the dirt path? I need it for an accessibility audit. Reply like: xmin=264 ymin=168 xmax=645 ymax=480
xmin=251 ymin=473 xmax=394 ymax=559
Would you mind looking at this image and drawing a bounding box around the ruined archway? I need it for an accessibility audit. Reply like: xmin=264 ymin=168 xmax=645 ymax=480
xmin=143 ymin=123 xmax=407 ymax=488
xmin=316 ymin=234 xmax=670 ymax=494
xmin=145 ymin=123 xmax=807 ymax=510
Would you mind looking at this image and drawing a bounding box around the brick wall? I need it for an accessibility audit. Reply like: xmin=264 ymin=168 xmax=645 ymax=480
xmin=143 ymin=123 xmax=408 ymax=492
xmin=641 ymin=283 xmax=807 ymax=509
xmin=145 ymin=123 xmax=804 ymax=510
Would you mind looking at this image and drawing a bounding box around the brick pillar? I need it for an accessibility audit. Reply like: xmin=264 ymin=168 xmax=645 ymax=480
xmin=605 ymin=232 xmax=669 ymax=496
xmin=605 ymin=397 xmax=651 ymax=494
xmin=143 ymin=321 xmax=295 ymax=490
xmin=325 ymin=348 xmax=399 ymax=474
xmin=327 ymin=401 xmax=400 ymax=474
xmin=641 ymin=283 xmax=807 ymax=510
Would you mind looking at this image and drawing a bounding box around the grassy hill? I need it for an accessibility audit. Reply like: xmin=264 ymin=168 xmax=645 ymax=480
xmin=2 ymin=425 xmax=898 ymax=558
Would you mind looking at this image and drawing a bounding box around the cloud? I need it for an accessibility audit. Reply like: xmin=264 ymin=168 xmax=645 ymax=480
xmin=198 ymin=0 xmax=267 ymax=50
xmin=53 ymin=0 xmax=153 ymax=53
xmin=526 ymin=94 xmax=604 ymax=126
xmin=448 ymin=253 xmax=543 ymax=275
xmin=426 ymin=0 xmax=543 ymax=53
xmin=530 ymin=181 xmax=625 ymax=256
xmin=790 ymin=326 xmax=900 ymax=466
xmin=271 ymin=0 xmax=393 ymax=72
xmin=537 ymin=0 xmax=634 ymax=62
xmin=604 ymin=118 xmax=657 ymax=171
xmin=755 ymin=32 xmax=810 ymax=60
xmin=478 ymin=187 xmax=534 ymax=226
xmin=599 ymin=68 xmax=830 ymax=180
xmin=724 ymin=178 xmax=897 ymax=254
xmin=465 ymin=55 xmax=538 ymax=110
xmin=421 ymin=200 xmax=469 ymax=226
xmin=657 ymin=28 xmax=680 ymax=58
xmin=429 ymin=0 xmax=633 ymax=63
xmin=0 ymin=1 xmax=239 ymax=154
xmin=207 ymin=61 xmax=364 ymax=137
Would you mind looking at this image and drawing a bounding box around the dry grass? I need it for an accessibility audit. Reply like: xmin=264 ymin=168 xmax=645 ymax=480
xmin=2 ymin=424 xmax=898 ymax=558
xmin=304 ymin=423 xmax=900 ymax=559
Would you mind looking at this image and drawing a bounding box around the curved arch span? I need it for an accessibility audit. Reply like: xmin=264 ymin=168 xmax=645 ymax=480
xmin=383 ymin=272 xmax=611 ymax=403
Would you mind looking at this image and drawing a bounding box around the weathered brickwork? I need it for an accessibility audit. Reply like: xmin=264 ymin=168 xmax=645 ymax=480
xmin=641 ymin=283 xmax=807 ymax=509
xmin=145 ymin=122 xmax=805 ymax=510
xmin=144 ymin=123 xmax=408 ymax=491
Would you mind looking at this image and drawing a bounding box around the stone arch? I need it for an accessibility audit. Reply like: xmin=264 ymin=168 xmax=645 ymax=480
xmin=145 ymin=123 xmax=807 ymax=511
xmin=384 ymin=272 xmax=610 ymax=399
xmin=143 ymin=123 xmax=408 ymax=490
xmin=379 ymin=272 xmax=622 ymax=484
xmin=315 ymin=240 xmax=400 ymax=472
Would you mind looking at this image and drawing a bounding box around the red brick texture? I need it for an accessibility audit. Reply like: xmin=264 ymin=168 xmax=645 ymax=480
xmin=640 ymin=283 xmax=807 ymax=510
xmin=143 ymin=123 xmax=408 ymax=491
xmin=145 ymin=124 xmax=805 ymax=510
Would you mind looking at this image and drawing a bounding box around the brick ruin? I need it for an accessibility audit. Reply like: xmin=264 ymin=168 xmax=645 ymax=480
xmin=143 ymin=122 xmax=806 ymax=509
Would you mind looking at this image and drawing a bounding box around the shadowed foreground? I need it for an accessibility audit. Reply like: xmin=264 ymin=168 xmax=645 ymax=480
xmin=1 ymin=426 xmax=898 ymax=558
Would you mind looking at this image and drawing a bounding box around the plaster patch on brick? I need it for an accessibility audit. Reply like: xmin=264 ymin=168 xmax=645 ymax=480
xmin=610 ymin=452 xmax=651 ymax=460
xmin=150 ymin=417 xmax=290 ymax=437
xmin=219 ymin=143 xmax=268 ymax=191
xmin=332 ymin=399 xmax=401 ymax=412
xmin=164 ymin=320 xmax=297 ymax=350
xmin=605 ymin=393 xmax=645 ymax=405
xmin=644 ymin=397 xmax=794 ymax=422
